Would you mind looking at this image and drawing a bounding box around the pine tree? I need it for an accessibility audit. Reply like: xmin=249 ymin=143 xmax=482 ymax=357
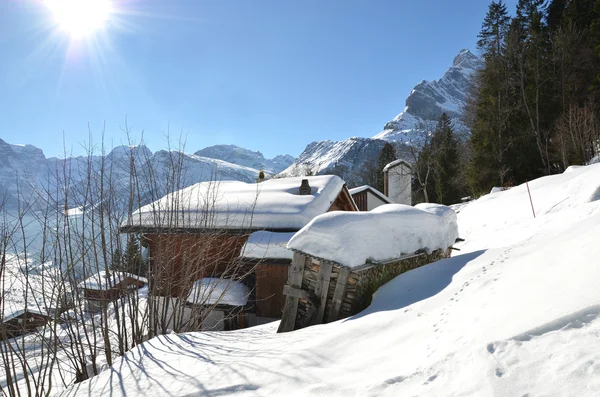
xmin=432 ymin=114 xmax=461 ymax=205
xmin=477 ymin=1 xmax=511 ymax=59
xmin=467 ymin=1 xmax=513 ymax=195
xmin=112 ymin=235 xmax=148 ymax=277
xmin=375 ymin=143 xmax=397 ymax=192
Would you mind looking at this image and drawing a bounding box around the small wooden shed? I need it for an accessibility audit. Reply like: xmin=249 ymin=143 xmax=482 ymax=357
xmin=239 ymin=231 xmax=295 ymax=320
xmin=277 ymin=249 xmax=451 ymax=332
xmin=79 ymin=271 xmax=147 ymax=311
xmin=185 ymin=277 xmax=254 ymax=331
xmin=0 ymin=309 xmax=52 ymax=340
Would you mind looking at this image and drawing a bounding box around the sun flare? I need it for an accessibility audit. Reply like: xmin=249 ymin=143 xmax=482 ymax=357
xmin=45 ymin=0 xmax=112 ymax=38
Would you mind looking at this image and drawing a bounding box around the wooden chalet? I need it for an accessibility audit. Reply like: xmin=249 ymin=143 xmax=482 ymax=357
xmin=0 ymin=309 xmax=52 ymax=340
xmin=349 ymin=185 xmax=392 ymax=211
xmin=120 ymin=175 xmax=358 ymax=330
xmin=78 ymin=271 xmax=147 ymax=311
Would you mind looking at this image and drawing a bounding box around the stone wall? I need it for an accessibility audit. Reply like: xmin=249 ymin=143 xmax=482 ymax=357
xmin=293 ymin=248 xmax=451 ymax=329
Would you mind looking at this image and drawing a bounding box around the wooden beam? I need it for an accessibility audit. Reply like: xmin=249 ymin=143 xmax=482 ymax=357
xmin=311 ymin=261 xmax=333 ymax=325
xmin=277 ymin=252 xmax=306 ymax=333
xmin=327 ymin=267 xmax=351 ymax=323
xmin=282 ymin=285 xmax=309 ymax=300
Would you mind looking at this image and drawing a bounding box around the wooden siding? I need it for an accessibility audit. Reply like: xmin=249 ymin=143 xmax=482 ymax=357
xmin=0 ymin=313 xmax=51 ymax=340
xmin=145 ymin=233 xmax=251 ymax=298
xmin=255 ymin=263 xmax=289 ymax=318
xmin=351 ymin=191 xmax=368 ymax=211
xmin=279 ymin=248 xmax=452 ymax=332
xmin=328 ymin=186 xmax=359 ymax=212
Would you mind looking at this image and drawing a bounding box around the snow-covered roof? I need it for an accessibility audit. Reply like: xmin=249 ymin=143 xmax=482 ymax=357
xmin=186 ymin=278 xmax=250 ymax=307
xmin=383 ymin=159 xmax=412 ymax=172
xmin=287 ymin=203 xmax=458 ymax=269
xmin=349 ymin=185 xmax=392 ymax=204
xmin=122 ymin=175 xmax=347 ymax=231
xmin=78 ymin=271 xmax=148 ymax=291
xmin=2 ymin=308 xmax=49 ymax=323
xmin=240 ymin=231 xmax=294 ymax=260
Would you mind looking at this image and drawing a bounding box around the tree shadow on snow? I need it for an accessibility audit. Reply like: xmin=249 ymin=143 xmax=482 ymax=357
xmin=347 ymin=250 xmax=487 ymax=321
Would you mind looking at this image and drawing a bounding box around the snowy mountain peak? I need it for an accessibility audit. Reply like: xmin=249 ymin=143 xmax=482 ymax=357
xmin=195 ymin=144 xmax=294 ymax=174
xmin=374 ymin=49 xmax=483 ymax=143
xmin=453 ymin=48 xmax=479 ymax=69
xmin=278 ymin=137 xmax=391 ymax=187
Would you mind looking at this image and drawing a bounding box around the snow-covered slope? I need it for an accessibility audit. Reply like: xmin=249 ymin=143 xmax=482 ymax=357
xmin=65 ymin=163 xmax=600 ymax=396
xmin=195 ymin=144 xmax=294 ymax=174
xmin=277 ymin=137 xmax=392 ymax=186
xmin=374 ymin=49 xmax=483 ymax=143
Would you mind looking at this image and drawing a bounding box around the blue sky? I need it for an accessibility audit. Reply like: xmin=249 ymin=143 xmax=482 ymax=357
xmin=0 ymin=0 xmax=517 ymax=159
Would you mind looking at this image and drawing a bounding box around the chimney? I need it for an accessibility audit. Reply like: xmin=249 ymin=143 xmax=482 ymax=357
xmin=299 ymin=179 xmax=312 ymax=195
xmin=256 ymin=170 xmax=265 ymax=183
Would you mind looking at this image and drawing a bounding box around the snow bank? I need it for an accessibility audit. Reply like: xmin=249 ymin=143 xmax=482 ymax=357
xmin=457 ymin=162 xmax=600 ymax=253
xmin=78 ymin=271 xmax=147 ymax=291
xmin=186 ymin=278 xmax=250 ymax=307
xmin=287 ymin=203 xmax=458 ymax=268
xmin=240 ymin=231 xmax=294 ymax=260
xmin=123 ymin=175 xmax=346 ymax=231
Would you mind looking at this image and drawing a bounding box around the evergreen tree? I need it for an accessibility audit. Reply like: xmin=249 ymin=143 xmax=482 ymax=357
xmin=375 ymin=143 xmax=397 ymax=193
xmin=112 ymin=235 xmax=148 ymax=277
xmin=416 ymin=114 xmax=462 ymax=205
xmin=478 ymin=1 xmax=511 ymax=58
xmin=467 ymin=1 xmax=513 ymax=195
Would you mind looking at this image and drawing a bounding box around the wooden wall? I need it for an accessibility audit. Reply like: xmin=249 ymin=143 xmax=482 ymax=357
xmin=351 ymin=191 xmax=368 ymax=211
xmin=279 ymin=248 xmax=452 ymax=332
xmin=255 ymin=263 xmax=289 ymax=318
xmin=145 ymin=233 xmax=251 ymax=298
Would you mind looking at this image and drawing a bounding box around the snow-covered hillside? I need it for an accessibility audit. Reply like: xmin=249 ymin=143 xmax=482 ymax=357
xmin=65 ymin=163 xmax=600 ymax=396
xmin=374 ymin=49 xmax=483 ymax=143
xmin=195 ymin=144 xmax=294 ymax=174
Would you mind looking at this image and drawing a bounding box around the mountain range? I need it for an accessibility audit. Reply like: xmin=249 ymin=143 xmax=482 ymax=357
xmin=0 ymin=49 xmax=480 ymax=211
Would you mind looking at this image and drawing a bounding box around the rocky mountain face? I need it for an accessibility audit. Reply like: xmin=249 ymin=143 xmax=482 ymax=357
xmin=0 ymin=140 xmax=264 ymax=213
xmin=195 ymin=145 xmax=294 ymax=174
xmin=277 ymin=50 xmax=480 ymax=186
xmin=277 ymin=137 xmax=404 ymax=187
xmin=373 ymin=49 xmax=483 ymax=143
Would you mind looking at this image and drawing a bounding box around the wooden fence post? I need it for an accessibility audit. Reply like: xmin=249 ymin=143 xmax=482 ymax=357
xmin=327 ymin=267 xmax=351 ymax=323
xmin=310 ymin=260 xmax=333 ymax=326
xmin=277 ymin=252 xmax=306 ymax=333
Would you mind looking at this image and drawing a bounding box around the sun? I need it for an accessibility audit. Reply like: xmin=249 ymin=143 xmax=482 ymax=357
xmin=45 ymin=0 xmax=112 ymax=38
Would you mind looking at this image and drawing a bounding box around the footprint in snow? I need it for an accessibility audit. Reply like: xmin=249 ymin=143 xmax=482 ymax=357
xmin=495 ymin=368 xmax=505 ymax=377
xmin=487 ymin=343 xmax=495 ymax=354
xmin=383 ymin=375 xmax=406 ymax=386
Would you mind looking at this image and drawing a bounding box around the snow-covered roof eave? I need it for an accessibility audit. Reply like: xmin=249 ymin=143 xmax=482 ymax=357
xmin=383 ymin=159 xmax=412 ymax=172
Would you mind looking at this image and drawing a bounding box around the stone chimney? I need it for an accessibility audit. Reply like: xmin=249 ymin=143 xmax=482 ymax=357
xmin=256 ymin=170 xmax=265 ymax=183
xmin=299 ymin=179 xmax=312 ymax=195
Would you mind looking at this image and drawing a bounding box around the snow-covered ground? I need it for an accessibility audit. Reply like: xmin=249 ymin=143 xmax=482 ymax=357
xmin=62 ymin=163 xmax=600 ymax=396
